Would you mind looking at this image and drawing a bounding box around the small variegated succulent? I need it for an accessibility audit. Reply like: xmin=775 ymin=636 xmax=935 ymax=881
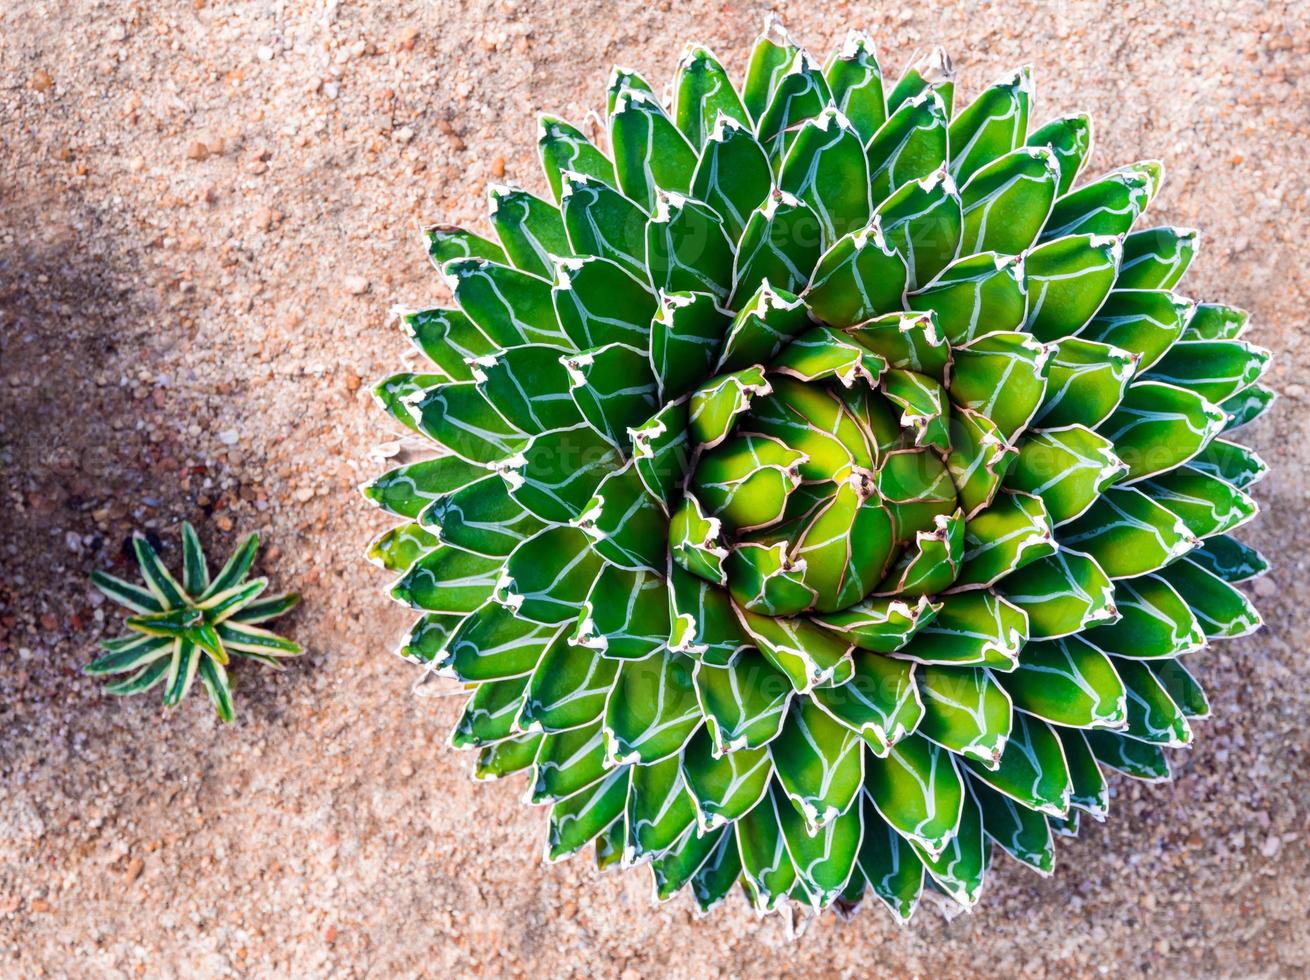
xmin=87 ymin=525 xmax=301 ymax=722
xmin=366 ymin=19 xmax=1270 ymax=920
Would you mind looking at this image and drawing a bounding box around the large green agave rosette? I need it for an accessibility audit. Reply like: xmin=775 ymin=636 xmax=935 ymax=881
xmin=364 ymin=21 xmax=1271 ymax=919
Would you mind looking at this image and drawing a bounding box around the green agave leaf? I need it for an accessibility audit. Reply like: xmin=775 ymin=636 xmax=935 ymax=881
xmin=957 ymin=491 xmax=1056 ymax=589
xmin=650 ymin=824 xmax=727 ymax=901
xmin=857 ymin=796 xmax=925 ymax=921
xmin=887 ymin=47 xmax=954 ymax=116
xmin=690 ymin=828 xmax=744 ymax=911
xmin=743 ymin=17 xmax=802 ymax=120
xmin=1054 ymin=726 xmax=1109 ymax=817
xmin=825 ymin=31 xmax=886 ymax=143
xmin=1148 ymin=658 xmax=1210 ymax=719
xmin=179 ymin=523 xmax=208 ymax=598
xmin=771 ymin=325 xmax=888 ymax=387
xmin=691 ymin=116 xmax=773 ymax=241
xmin=471 ymin=343 xmax=583 ymax=435
xmin=630 ymin=399 xmax=691 ymax=508
xmin=945 ymin=410 xmax=1015 ymax=518
xmin=1111 ymin=656 xmax=1191 ymax=746
xmin=646 ymin=193 xmax=735 ymax=301
xmin=504 ymin=423 xmax=623 ymax=523
xmin=367 ymin=522 xmax=439 ymax=572
xmin=546 ymin=766 xmax=630 ymax=862
xmin=803 ymin=221 xmax=909 ymax=328
xmin=91 ymin=570 xmax=165 ymax=615
xmin=604 ymin=650 xmax=702 ymax=764
xmin=396 ymin=612 xmax=462 ymax=665
xmin=790 ymin=481 xmax=895 ymax=613
xmin=1116 ymin=226 xmax=1197 ymax=290
xmin=755 ymin=49 xmax=832 ymax=164
xmin=1024 ymin=233 xmax=1121 ymax=341
xmin=948 ymin=66 xmax=1031 ymax=185
xmin=845 ymin=310 xmax=950 ymax=379
xmin=771 ymin=698 xmax=865 ymax=831
xmin=812 ymin=649 xmax=924 ymax=755
xmin=884 ymin=368 xmax=951 ymax=452
xmin=726 ymin=540 xmax=813 ymax=618
xmin=778 ymin=786 xmax=863 ymax=909
xmin=1025 ymin=113 xmax=1092 ymax=196
xmin=563 ymin=342 xmax=660 ymax=448
xmin=1083 ymin=573 xmax=1205 ymax=659
xmin=877 ymin=510 xmax=963 ymax=596
xmin=532 ymin=721 xmax=609 ymax=802
xmin=574 ymin=564 xmax=671 ymax=660
xmin=474 ymin=731 xmax=542 ymax=780
xmin=1139 ymin=467 xmax=1256 ymax=540
xmin=202 ymin=533 xmax=261 ymax=601
xmin=674 ymin=46 xmax=749 ymax=148
xmin=736 ymin=784 xmax=800 ymax=912
xmin=959 ymin=146 xmax=1059 ymax=255
xmin=948 ymin=330 xmax=1049 ymax=441
xmin=197 ymin=657 xmax=235 ymax=723
xmin=552 ymin=255 xmax=656 ymax=352
xmin=362 ymin=455 xmax=489 ymax=520
xmin=610 ymin=87 xmax=697 ymax=210
xmin=425 ymin=223 xmax=506 ymax=266
xmin=436 ymin=601 xmax=561 ymax=682
xmin=499 ymin=525 xmax=604 ymax=625
xmin=813 ymin=595 xmax=941 ymax=654
xmin=693 ymin=650 xmax=792 ymax=752
xmin=421 ymin=473 xmax=547 ymax=558
xmin=691 ymin=433 xmax=805 ymax=533
xmin=539 ymin=115 xmax=617 ymax=203
xmin=998 ymin=547 xmax=1118 ymax=638
xmin=576 ymin=463 xmax=666 ymax=571
xmin=894 ymin=590 xmax=1028 ymax=670
xmin=1188 ymin=534 xmax=1268 ymax=583
xmin=682 ymin=727 xmax=774 ymax=831
xmin=595 ymin=815 xmax=624 ymax=871
xmin=411 ymin=382 xmax=529 ymax=465
xmin=520 ymin=633 xmax=618 ymax=732
xmin=161 ymin=638 xmax=201 ymax=707
xmin=103 ymin=654 xmax=173 ymax=696
xmin=372 ymin=372 xmax=443 ymax=433
xmin=779 ymin=106 xmax=871 ymax=244
xmin=1059 ymin=486 xmax=1196 ymax=578
xmin=1041 ymin=161 xmax=1161 ymax=241
xmin=559 ymin=171 xmax=648 ymax=278
xmin=1081 ymin=289 xmax=1192 ymax=374
xmin=1035 ymin=337 xmax=1136 ymax=430
xmin=390 ymin=545 xmax=502 ymax=614
xmin=689 ymin=365 xmax=772 ymax=450
xmin=909 ymin=252 xmax=1026 ymax=345
xmin=731 ymin=193 xmax=824 ymax=305
xmin=607 ymin=67 xmax=655 ymax=113
xmin=1099 ymin=380 xmax=1227 ymax=481
xmin=1005 ymin=425 xmax=1127 ymax=525
xmin=998 ymin=634 xmax=1126 ymax=727
xmin=489 ymin=185 xmax=572 ymax=279
xmin=866 ymin=90 xmax=949 ymax=204
xmin=1143 ymin=339 xmax=1271 ymax=405
xmin=916 ymin=664 xmax=1014 ymax=768
xmin=669 ymin=492 xmax=729 ymax=585
xmin=865 ymin=734 xmax=964 ymax=858
xmin=874 ymin=167 xmax=963 ymax=290
xmin=964 ymin=712 xmax=1071 ymax=816
xmin=401 ymin=307 xmax=494 ymax=383
xmin=718 ymin=281 xmax=811 ymax=372
xmin=1183 ymin=302 xmax=1249 ymax=342
xmin=216 ymin=622 xmax=300 ymax=660
xmin=735 ymin=608 xmax=854 ymax=692
xmin=451 ymin=675 xmax=530 ymax=747
xmin=445 ymin=257 xmax=568 ymax=347
xmin=911 ymin=783 xmax=986 ymax=909
xmin=877 ymin=449 xmax=957 ymax=541
xmin=971 ymin=777 xmax=1054 ymax=875
xmin=1188 ymin=439 xmax=1268 ymax=489
xmin=1221 ymin=382 xmax=1276 ymax=431
xmin=668 ymin=565 xmax=753 ymax=666
xmin=625 ymin=754 xmax=698 ymax=865
xmin=1084 ymin=729 xmax=1170 ymax=781
xmin=86 ymin=634 xmax=174 ymax=676
xmin=1154 ymin=558 xmax=1262 ymax=638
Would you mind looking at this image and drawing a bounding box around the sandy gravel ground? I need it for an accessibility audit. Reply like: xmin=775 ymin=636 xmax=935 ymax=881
xmin=2 ymin=0 xmax=1308 ymax=976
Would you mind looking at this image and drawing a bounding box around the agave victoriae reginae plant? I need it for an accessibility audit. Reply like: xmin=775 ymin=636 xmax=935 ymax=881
xmin=87 ymin=525 xmax=302 ymax=722
xmin=365 ymin=19 xmax=1270 ymax=920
